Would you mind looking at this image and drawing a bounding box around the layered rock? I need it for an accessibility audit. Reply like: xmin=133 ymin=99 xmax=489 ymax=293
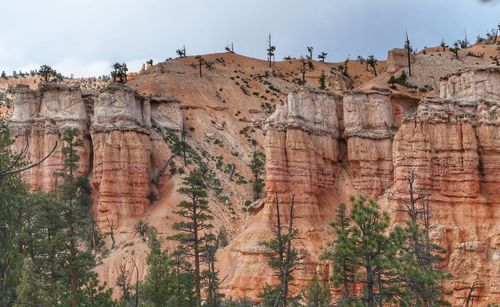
xmin=7 ymin=84 xmax=90 ymax=191
xmin=264 ymin=89 xmax=343 ymax=221
xmin=8 ymin=83 xmax=183 ymax=228
xmin=343 ymin=89 xmax=394 ymax=197
xmin=393 ymin=67 xmax=500 ymax=304
xmin=90 ymin=85 xmax=152 ymax=227
xmin=387 ymin=48 xmax=416 ymax=73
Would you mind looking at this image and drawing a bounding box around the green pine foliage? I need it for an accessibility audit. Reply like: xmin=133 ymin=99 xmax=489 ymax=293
xmin=323 ymin=195 xmax=402 ymax=306
xmin=169 ymin=168 xmax=216 ymax=307
xmin=302 ymin=275 xmax=331 ymax=307
xmin=259 ymin=194 xmax=301 ymax=307
xmin=249 ymin=150 xmax=265 ymax=201
xmin=319 ymin=71 xmax=326 ymax=90
xmin=142 ymin=227 xmax=195 ymax=306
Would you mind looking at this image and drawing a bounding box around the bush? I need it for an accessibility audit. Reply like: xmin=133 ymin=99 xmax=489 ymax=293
xmin=134 ymin=220 xmax=150 ymax=237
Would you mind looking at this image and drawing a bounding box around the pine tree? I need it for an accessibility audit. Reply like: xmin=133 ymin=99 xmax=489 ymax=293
xmin=55 ymin=128 xmax=112 ymax=306
xmin=259 ymin=194 xmax=301 ymax=307
xmin=14 ymin=257 xmax=45 ymax=307
xmin=404 ymin=32 xmax=413 ymax=76
xmin=306 ymin=46 xmax=314 ymax=60
xmin=170 ymin=169 xmax=215 ymax=307
xmin=319 ymin=71 xmax=326 ymax=90
xmin=111 ymin=63 xmax=128 ymax=83
xmin=203 ymin=235 xmax=224 ymax=307
xmin=299 ymin=57 xmax=314 ymax=85
xmin=394 ymin=171 xmax=450 ymax=306
xmin=317 ymin=52 xmax=327 ymax=63
xmin=267 ymin=34 xmax=276 ymax=68
xmin=142 ymin=227 xmax=177 ymax=306
xmin=1 ymin=71 xmax=6 ymax=78
xmin=249 ymin=150 xmax=265 ymax=201
xmin=38 ymin=65 xmax=62 ymax=83
xmin=302 ymin=275 xmax=331 ymax=307
xmin=323 ymin=195 xmax=401 ymax=306
xmin=366 ymin=55 xmax=378 ymax=76
xmin=0 ymin=124 xmax=32 ymax=306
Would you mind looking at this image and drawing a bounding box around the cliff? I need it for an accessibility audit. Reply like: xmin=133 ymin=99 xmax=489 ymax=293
xmin=5 ymin=47 xmax=500 ymax=305
xmin=7 ymin=83 xmax=183 ymax=229
xmin=219 ymin=66 xmax=500 ymax=305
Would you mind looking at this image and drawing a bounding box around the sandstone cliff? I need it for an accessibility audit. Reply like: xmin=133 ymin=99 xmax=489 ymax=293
xmin=5 ymin=47 xmax=500 ymax=305
xmin=219 ymin=67 xmax=500 ymax=305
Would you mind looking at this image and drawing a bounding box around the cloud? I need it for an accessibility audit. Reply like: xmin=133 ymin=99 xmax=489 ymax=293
xmin=1 ymin=0 xmax=498 ymax=77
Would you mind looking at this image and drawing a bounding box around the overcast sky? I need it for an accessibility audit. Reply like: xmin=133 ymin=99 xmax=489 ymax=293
xmin=0 ymin=0 xmax=498 ymax=77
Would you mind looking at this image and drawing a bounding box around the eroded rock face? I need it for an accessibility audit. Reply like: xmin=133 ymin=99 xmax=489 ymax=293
xmin=8 ymin=83 xmax=183 ymax=228
xmin=343 ymin=90 xmax=394 ymax=197
xmin=222 ymin=67 xmax=500 ymax=305
xmin=393 ymin=67 xmax=500 ymax=304
xmin=7 ymin=84 xmax=90 ymax=191
xmin=264 ymin=89 xmax=343 ymax=220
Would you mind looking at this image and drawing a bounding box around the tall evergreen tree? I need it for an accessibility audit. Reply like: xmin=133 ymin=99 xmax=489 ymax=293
xmin=53 ymin=128 xmax=112 ymax=306
xmin=323 ymin=195 xmax=401 ymax=307
xmin=394 ymin=171 xmax=449 ymax=306
xmin=0 ymin=123 xmax=33 ymax=306
xmin=302 ymin=275 xmax=331 ymax=307
xmin=404 ymin=32 xmax=413 ymax=76
xmin=249 ymin=150 xmax=265 ymax=201
xmin=299 ymin=57 xmax=314 ymax=85
xmin=170 ymin=169 xmax=215 ymax=307
xmin=259 ymin=194 xmax=301 ymax=307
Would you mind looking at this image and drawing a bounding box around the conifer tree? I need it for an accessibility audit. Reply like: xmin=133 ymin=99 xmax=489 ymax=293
xmin=317 ymin=52 xmax=327 ymax=63
xmin=259 ymin=194 xmax=301 ymax=307
xmin=142 ymin=227 xmax=172 ymax=305
xmin=299 ymin=57 xmax=314 ymax=85
xmin=323 ymin=195 xmax=401 ymax=307
xmin=319 ymin=71 xmax=326 ymax=90
xmin=302 ymin=275 xmax=331 ymax=307
xmin=55 ymin=128 xmax=113 ymax=307
xmin=111 ymin=63 xmax=128 ymax=83
xmin=306 ymin=46 xmax=314 ymax=60
xmin=170 ymin=169 xmax=215 ymax=307
xmin=267 ymin=34 xmax=276 ymax=68
xmin=14 ymin=258 xmax=45 ymax=307
xmin=366 ymin=55 xmax=378 ymax=76
xmin=39 ymin=64 xmax=62 ymax=83
xmin=249 ymin=150 xmax=265 ymax=201
xmin=0 ymin=124 xmax=33 ymax=306
xmin=394 ymin=170 xmax=449 ymax=306
xmin=404 ymin=32 xmax=413 ymax=76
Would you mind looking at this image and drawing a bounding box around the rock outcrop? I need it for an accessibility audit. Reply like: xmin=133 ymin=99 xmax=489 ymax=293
xmin=7 ymin=84 xmax=90 ymax=191
xmin=393 ymin=67 xmax=500 ymax=304
xmin=221 ymin=67 xmax=500 ymax=305
xmin=7 ymin=83 xmax=183 ymax=228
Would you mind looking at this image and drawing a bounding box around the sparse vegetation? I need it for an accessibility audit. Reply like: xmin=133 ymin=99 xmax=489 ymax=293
xmin=366 ymin=55 xmax=378 ymax=76
xmin=111 ymin=62 xmax=128 ymax=83
xmin=317 ymin=51 xmax=327 ymax=63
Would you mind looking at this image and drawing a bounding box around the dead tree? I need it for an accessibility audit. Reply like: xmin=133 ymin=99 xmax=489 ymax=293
xmin=261 ymin=193 xmax=302 ymax=307
xmin=195 ymin=56 xmax=205 ymax=78
xmin=299 ymin=57 xmax=314 ymax=85
xmin=106 ymin=216 xmax=116 ymax=249
xmin=131 ymin=258 xmax=139 ymax=307
xmin=405 ymin=32 xmax=413 ymax=76
xmin=0 ymin=134 xmax=57 ymax=178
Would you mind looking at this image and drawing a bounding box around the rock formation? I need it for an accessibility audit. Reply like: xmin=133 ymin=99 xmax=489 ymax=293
xmin=220 ymin=67 xmax=500 ymax=305
xmin=7 ymin=83 xmax=183 ymax=228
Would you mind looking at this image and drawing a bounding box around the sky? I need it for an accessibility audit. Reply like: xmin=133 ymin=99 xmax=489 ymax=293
xmin=0 ymin=0 xmax=498 ymax=77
